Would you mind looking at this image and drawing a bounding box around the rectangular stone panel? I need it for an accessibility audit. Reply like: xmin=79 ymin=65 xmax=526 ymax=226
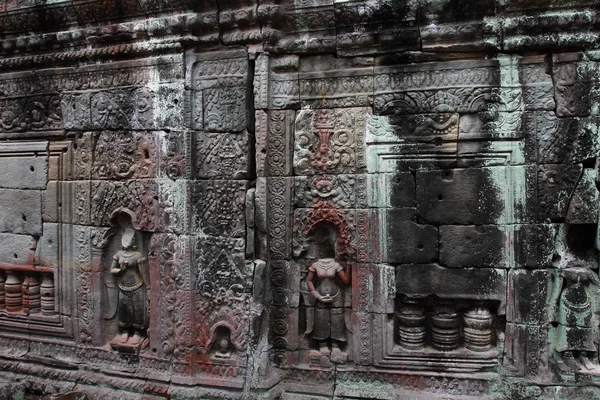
xmin=374 ymin=59 xmax=500 ymax=115
xmin=396 ymin=263 xmax=507 ymax=314
xmin=35 ymin=222 xmax=59 ymax=268
xmin=439 ymin=225 xmax=506 ymax=268
xmin=90 ymin=131 xmax=159 ymax=180
xmin=0 ymin=154 xmax=47 ymax=189
xmin=192 ymin=50 xmax=249 ymax=133
xmin=0 ymin=232 xmax=36 ymax=264
xmin=293 ymin=107 xmax=367 ymax=176
xmin=507 ymin=269 xmax=551 ymax=324
xmin=299 ymin=55 xmax=373 ymax=108
xmin=416 ymin=168 xmax=505 ymax=225
xmin=518 ymin=56 xmax=555 ymax=111
xmin=513 ymin=224 xmax=557 ymax=268
xmin=294 ymin=175 xmax=363 ymax=209
xmin=504 ymin=323 xmax=548 ymax=377
xmin=386 ymin=214 xmax=438 ymax=264
xmin=0 ymin=189 xmax=42 ymax=235
xmin=191 ymin=180 xmax=247 ymax=238
xmin=195 ymin=131 xmax=249 ymax=179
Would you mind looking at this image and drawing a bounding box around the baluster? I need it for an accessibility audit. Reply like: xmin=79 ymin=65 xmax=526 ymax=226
xmin=41 ymin=273 xmax=55 ymax=316
xmin=5 ymin=271 xmax=22 ymax=313
xmin=0 ymin=271 xmax=5 ymax=310
xmin=431 ymin=298 xmax=460 ymax=351
xmin=463 ymin=304 xmax=494 ymax=352
xmin=397 ymin=296 xmax=426 ymax=350
xmin=22 ymin=275 xmax=30 ymax=314
xmin=28 ymin=274 xmax=41 ymax=314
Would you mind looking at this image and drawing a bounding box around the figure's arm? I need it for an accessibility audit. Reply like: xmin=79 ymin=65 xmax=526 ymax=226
xmin=307 ymin=267 xmax=332 ymax=303
xmin=110 ymin=254 xmax=121 ymax=274
xmin=547 ymin=271 xmax=563 ymax=323
xmin=307 ymin=269 xmax=318 ymax=300
xmin=337 ymin=263 xmax=351 ymax=286
xmin=139 ymin=255 xmax=150 ymax=289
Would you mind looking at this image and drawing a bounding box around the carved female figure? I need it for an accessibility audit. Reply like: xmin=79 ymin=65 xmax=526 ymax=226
xmin=109 ymin=228 xmax=149 ymax=348
xmin=306 ymin=257 xmax=351 ymax=361
xmin=551 ymin=265 xmax=600 ymax=373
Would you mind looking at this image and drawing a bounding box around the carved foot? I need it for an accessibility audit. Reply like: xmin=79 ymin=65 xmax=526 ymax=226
xmin=109 ymin=332 xmax=129 ymax=345
xmin=330 ymin=347 xmax=348 ymax=364
xmin=319 ymin=343 xmax=331 ymax=357
xmin=580 ymin=356 xmax=596 ymax=370
xmin=129 ymin=332 xmax=142 ymax=346
xmin=563 ymin=352 xmax=584 ymax=372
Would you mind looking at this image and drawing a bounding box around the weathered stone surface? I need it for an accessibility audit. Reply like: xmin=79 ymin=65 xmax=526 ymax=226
xmin=0 ymin=189 xmax=41 ymax=236
xmin=507 ymin=269 xmax=551 ymax=324
xmin=195 ymin=132 xmax=249 ymax=179
xmin=191 ymin=180 xmax=247 ymax=238
xmin=396 ymin=264 xmax=507 ymax=311
xmin=0 ymin=1 xmax=598 ymax=397
xmin=386 ymin=216 xmax=438 ymax=264
xmin=440 ymin=225 xmax=506 ymax=268
xmin=0 ymin=155 xmax=47 ymax=190
xmin=537 ymin=164 xmax=582 ymax=222
xmin=416 ymin=168 xmax=504 ymax=225
xmin=566 ymin=168 xmax=599 ymax=224
xmin=0 ymin=233 xmax=36 ymax=264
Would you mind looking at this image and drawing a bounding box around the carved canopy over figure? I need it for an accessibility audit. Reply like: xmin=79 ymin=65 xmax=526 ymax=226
xmin=105 ymin=224 xmax=150 ymax=351
xmin=550 ymin=265 xmax=600 ymax=374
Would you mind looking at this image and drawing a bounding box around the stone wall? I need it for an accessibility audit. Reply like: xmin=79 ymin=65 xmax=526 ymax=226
xmin=0 ymin=0 xmax=599 ymax=399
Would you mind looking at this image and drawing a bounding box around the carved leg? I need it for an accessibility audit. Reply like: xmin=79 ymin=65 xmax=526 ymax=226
xmin=319 ymin=341 xmax=331 ymax=356
xmin=330 ymin=341 xmax=348 ymax=364
xmin=563 ymin=351 xmax=584 ymax=371
xmin=119 ymin=331 xmax=130 ymax=343
xmin=129 ymin=330 xmax=142 ymax=346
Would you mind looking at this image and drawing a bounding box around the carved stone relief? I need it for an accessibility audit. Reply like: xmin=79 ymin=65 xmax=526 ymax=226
xmin=0 ymin=3 xmax=599 ymax=399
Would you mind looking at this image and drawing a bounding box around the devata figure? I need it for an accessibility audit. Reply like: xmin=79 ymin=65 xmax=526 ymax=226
xmin=306 ymin=258 xmax=351 ymax=362
xmin=550 ymin=265 xmax=600 ymax=374
xmin=108 ymin=227 xmax=149 ymax=351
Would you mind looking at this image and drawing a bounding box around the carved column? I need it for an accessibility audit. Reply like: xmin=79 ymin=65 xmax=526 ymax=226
xmin=463 ymin=304 xmax=494 ymax=352
xmin=397 ymin=296 xmax=426 ymax=350
xmin=40 ymin=273 xmax=55 ymax=316
xmin=5 ymin=271 xmax=22 ymax=313
xmin=0 ymin=272 xmax=5 ymax=310
xmin=431 ymin=298 xmax=459 ymax=351
xmin=27 ymin=274 xmax=41 ymax=314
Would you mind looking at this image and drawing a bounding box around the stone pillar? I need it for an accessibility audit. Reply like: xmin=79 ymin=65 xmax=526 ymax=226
xmin=431 ymin=298 xmax=459 ymax=351
xmin=463 ymin=304 xmax=494 ymax=352
xmin=5 ymin=271 xmax=22 ymax=313
xmin=40 ymin=273 xmax=55 ymax=316
xmin=397 ymin=296 xmax=426 ymax=350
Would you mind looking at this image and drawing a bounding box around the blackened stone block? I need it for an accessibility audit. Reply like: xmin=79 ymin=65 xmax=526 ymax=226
xmin=389 ymin=172 xmax=415 ymax=208
xmin=504 ymin=323 xmax=548 ymax=378
xmin=537 ymin=164 xmax=582 ymax=222
xmin=387 ymin=213 xmax=438 ymax=264
xmin=566 ymin=168 xmax=599 ymax=224
xmin=533 ymin=112 xmax=599 ymax=164
xmin=367 ymin=173 xmax=415 ymax=208
xmin=417 ymin=168 xmax=503 ymax=225
xmin=440 ymin=225 xmax=506 ymax=268
xmin=514 ymin=224 xmax=557 ymax=268
xmin=507 ymin=269 xmax=551 ymax=324
xmin=396 ymin=264 xmax=507 ymax=313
